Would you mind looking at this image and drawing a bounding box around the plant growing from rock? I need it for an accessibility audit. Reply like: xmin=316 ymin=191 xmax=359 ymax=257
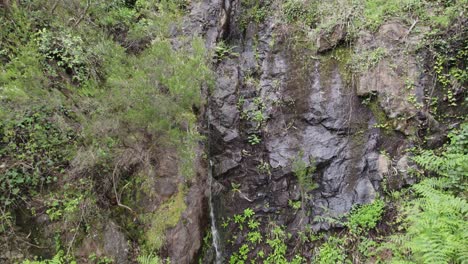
xmin=346 ymin=199 xmax=385 ymax=235
xmin=248 ymin=134 xmax=261 ymax=145
xmin=214 ymin=40 xmax=239 ymax=61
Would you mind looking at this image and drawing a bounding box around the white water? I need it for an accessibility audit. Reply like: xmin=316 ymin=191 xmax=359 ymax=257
xmin=209 ymin=160 xmax=222 ymax=264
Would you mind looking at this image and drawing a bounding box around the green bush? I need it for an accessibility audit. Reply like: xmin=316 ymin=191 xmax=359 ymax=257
xmin=0 ymin=107 xmax=77 ymax=209
xmin=292 ymin=153 xmax=318 ymax=192
xmin=283 ymin=0 xmax=317 ymax=25
xmin=37 ymin=28 xmax=98 ymax=84
xmin=315 ymin=236 xmax=346 ymax=264
xmin=346 ymin=199 xmax=385 ymax=234
xmin=0 ymin=41 xmax=49 ymax=105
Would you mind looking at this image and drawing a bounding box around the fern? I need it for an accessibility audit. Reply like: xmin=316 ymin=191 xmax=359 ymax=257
xmin=393 ymin=123 xmax=468 ymax=263
xmin=412 ymin=123 xmax=468 ymax=192
xmin=22 ymin=250 xmax=70 ymax=264
xmin=137 ymin=254 xmax=162 ymax=264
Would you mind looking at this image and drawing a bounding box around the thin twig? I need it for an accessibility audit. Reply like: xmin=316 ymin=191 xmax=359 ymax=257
xmin=73 ymin=0 xmax=90 ymax=28
xmin=50 ymin=0 xmax=60 ymax=15
xmin=66 ymin=206 xmax=84 ymax=256
xmin=112 ymin=163 xmax=135 ymax=213
xmin=404 ymin=19 xmax=419 ymax=39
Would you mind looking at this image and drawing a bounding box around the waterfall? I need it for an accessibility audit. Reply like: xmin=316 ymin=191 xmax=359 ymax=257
xmin=209 ymin=160 xmax=222 ymax=264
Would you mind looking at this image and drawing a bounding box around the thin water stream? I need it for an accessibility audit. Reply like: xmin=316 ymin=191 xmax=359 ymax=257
xmin=209 ymin=160 xmax=222 ymax=264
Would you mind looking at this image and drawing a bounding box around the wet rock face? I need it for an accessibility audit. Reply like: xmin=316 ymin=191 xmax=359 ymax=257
xmin=204 ymin=2 xmax=411 ymax=258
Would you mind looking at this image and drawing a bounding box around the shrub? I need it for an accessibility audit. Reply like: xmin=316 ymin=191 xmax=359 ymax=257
xmin=292 ymin=153 xmax=318 ymax=192
xmin=0 ymin=107 xmax=77 ymax=210
xmin=346 ymin=199 xmax=385 ymax=234
xmin=283 ymin=0 xmax=317 ymax=26
xmin=315 ymin=236 xmax=346 ymax=264
xmin=37 ymin=28 xmax=98 ymax=84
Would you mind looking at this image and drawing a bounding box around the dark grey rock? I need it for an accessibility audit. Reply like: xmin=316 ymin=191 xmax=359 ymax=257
xmin=103 ymin=222 xmax=129 ymax=264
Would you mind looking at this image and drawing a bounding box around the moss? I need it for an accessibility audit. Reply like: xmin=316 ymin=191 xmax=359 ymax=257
xmin=368 ymin=100 xmax=388 ymax=125
xmin=142 ymin=185 xmax=187 ymax=251
xmin=319 ymin=47 xmax=353 ymax=86
xmin=368 ymin=100 xmax=396 ymax=136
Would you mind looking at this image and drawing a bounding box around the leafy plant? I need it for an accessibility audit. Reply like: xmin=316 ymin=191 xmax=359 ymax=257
xmin=292 ymin=153 xmax=318 ymax=193
xmin=315 ymin=236 xmax=346 ymax=264
xmin=389 ymin=123 xmax=468 ymax=263
xmin=288 ymin=200 xmax=301 ymax=210
xmin=37 ymin=28 xmax=97 ymax=84
xmin=346 ymin=199 xmax=385 ymax=234
xmin=265 ymin=226 xmax=288 ymax=264
xmin=283 ymin=0 xmax=317 ymax=26
xmin=239 ymin=0 xmax=269 ymax=30
xmin=137 ymin=253 xmax=162 ymax=264
xmin=248 ymin=134 xmax=261 ymax=145
xmin=22 ymin=250 xmax=75 ymax=264
xmin=0 ymin=107 xmax=77 ymax=211
xmin=214 ymin=41 xmax=239 ymax=61
xmin=257 ymin=160 xmax=271 ymax=175
xmin=247 ymin=231 xmax=262 ymax=244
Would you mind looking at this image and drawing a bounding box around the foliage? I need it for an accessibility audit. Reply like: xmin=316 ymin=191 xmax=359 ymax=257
xmin=288 ymin=200 xmax=301 ymax=210
xmin=413 ymin=123 xmax=467 ymax=191
xmin=315 ymin=236 xmax=346 ymax=264
xmin=144 ymin=186 xmax=187 ymax=251
xmin=22 ymin=250 xmax=76 ymax=264
xmin=432 ymin=43 xmax=468 ymax=108
xmin=283 ymin=0 xmax=317 ymax=26
xmin=248 ymin=134 xmax=261 ymax=145
xmin=0 ymin=0 xmax=211 ymax=261
xmin=292 ymin=153 xmax=318 ymax=192
xmin=239 ymin=0 xmax=270 ymax=31
xmin=389 ymin=123 xmax=468 ymax=263
xmin=88 ymin=254 xmax=114 ymax=264
xmin=0 ymin=107 xmax=77 ymax=210
xmin=350 ymin=47 xmax=387 ymax=72
xmin=346 ymin=199 xmax=385 ymax=234
xmin=400 ymin=183 xmax=468 ymax=263
xmin=36 ymin=28 xmax=97 ymax=84
xmin=264 ymin=226 xmax=288 ymax=264
xmin=137 ymin=253 xmax=162 ymax=264
xmin=214 ymin=41 xmax=239 ymax=61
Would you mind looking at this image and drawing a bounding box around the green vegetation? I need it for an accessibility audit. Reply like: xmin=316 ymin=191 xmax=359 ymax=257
xmin=1 ymin=0 xmax=210 ymax=262
xmin=283 ymin=0 xmax=317 ymax=26
xmin=239 ymin=0 xmax=270 ymax=31
xmin=311 ymin=124 xmax=467 ymax=263
xmin=390 ymin=123 xmax=468 ymax=263
xmin=2 ymin=0 xmax=467 ymax=263
xmin=143 ymin=185 xmax=187 ymax=251
xmin=350 ymin=47 xmax=387 ymax=72
xmin=227 ymin=213 xmax=307 ymax=264
xmin=315 ymin=237 xmax=346 ymax=264
xmin=215 ymin=41 xmax=239 ymax=61
xmin=346 ymin=199 xmax=385 ymax=234
xmin=248 ymin=134 xmax=262 ymax=145
xmin=23 ymin=251 xmax=72 ymax=264
xmin=292 ymin=153 xmax=318 ymax=193
xmin=281 ymin=0 xmax=467 ymax=52
xmin=137 ymin=254 xmax=162 ymax=264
